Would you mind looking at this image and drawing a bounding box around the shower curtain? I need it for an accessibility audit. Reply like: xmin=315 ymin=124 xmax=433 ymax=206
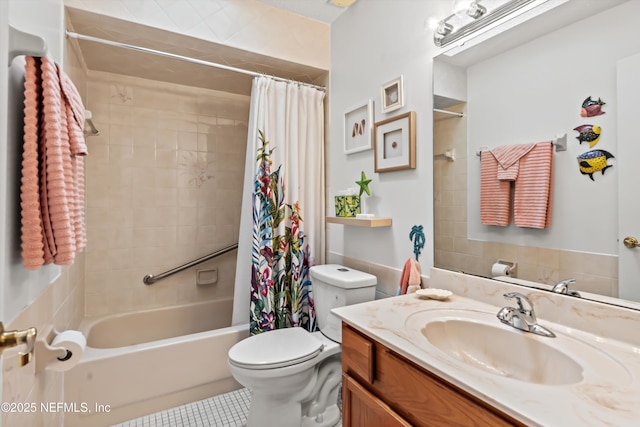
xmin=233 ymin=76 xmax=325 ymax=335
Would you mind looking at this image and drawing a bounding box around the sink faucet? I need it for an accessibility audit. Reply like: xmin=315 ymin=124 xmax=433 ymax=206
xmin=552 ymin=279 xmax=581 ymax=297
xmin=496 ymin=292 xmax=555 ymax=338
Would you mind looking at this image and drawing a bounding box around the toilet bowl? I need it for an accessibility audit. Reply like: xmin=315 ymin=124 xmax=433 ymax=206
xmin=227 ymin=264 xmax=377 ymax=427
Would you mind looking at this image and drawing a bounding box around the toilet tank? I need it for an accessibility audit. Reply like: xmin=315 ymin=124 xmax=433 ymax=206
xmin=310 ymin=264 xmax=377 ymax=343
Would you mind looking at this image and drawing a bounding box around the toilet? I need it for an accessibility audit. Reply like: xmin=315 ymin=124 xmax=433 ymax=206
xmin=227 ymin=264 xmax=377 ymax=427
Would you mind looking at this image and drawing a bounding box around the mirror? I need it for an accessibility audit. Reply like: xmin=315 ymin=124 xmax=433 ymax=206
xmin=433 ymin=0 xmax=640 ymax=309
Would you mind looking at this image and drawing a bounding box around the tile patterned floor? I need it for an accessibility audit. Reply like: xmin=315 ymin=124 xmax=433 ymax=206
xmin=112 ymin=388 xmax=251 ymax=427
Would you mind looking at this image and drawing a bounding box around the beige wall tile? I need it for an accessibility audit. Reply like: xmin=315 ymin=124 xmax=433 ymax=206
xmin=85 ymin=71 xmax=249 ymax=316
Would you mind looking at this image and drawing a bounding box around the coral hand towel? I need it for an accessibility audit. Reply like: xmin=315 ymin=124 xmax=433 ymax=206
xmin=399 ymin=258 xmax=422 ymax=295
xmin=480 ymin=151 xmax=511 ymax=226
xmin=514 ymin=142 xmax=554 ymax=229
xmin=490 ymin=143 xmax=535 ymax=181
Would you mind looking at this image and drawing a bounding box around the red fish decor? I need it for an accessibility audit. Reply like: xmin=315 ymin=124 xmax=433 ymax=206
xmin=580 ymin=96 xmax=606 ymax=117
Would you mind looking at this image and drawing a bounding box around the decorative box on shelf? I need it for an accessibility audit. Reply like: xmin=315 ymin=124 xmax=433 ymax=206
xmin=334 ymin=195 xmax=361 ymax=217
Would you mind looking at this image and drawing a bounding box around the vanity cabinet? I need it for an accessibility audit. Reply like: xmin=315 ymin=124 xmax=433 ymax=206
xmin=341 ymin=323 xmax=525 ymax=427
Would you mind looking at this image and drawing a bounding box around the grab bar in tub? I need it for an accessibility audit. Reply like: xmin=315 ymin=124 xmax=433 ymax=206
xmin=143 ymin=243 xmax=238 ymax=285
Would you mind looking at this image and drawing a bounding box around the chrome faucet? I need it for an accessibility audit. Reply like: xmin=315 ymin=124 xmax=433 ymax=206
xmin=496 ymin=292 xmax=555 ymax=338
xmin=552 ymin=279 xmax=581 ymax=297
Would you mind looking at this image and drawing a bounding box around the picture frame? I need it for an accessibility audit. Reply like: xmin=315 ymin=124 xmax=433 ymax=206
xmin=380 ymin=76 xmax=404 ymax=113
xmin=344 ymin=100 xmax=374 ymax=154
xmin=374 ymin=111 xmax=416 ymax=173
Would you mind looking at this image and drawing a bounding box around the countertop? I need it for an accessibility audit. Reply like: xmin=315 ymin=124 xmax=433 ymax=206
xmin=332 ymin=271 xmax=640 ymax=427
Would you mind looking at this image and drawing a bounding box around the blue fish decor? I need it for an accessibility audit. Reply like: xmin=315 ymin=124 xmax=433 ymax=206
xmin=577 ymin=149 xmax=614 ymax=181
xmin=573 ymin=124 xmax=601 ymax=148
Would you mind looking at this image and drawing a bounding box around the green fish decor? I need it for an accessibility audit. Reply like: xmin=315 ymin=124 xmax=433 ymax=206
xmin=577 ymin=149 xmax=614 ymax=181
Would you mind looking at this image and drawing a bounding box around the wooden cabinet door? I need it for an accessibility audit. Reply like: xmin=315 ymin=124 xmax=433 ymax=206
xmin=342 ymin=374 xmax=412 ymax=427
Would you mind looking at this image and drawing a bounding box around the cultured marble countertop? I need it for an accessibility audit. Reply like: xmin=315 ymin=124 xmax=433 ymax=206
xmin=333 ymin=282 xmax=640 ymax=427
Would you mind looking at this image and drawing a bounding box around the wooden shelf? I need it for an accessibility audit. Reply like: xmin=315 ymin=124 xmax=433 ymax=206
xmin=326 ymin=217 xmax=392 ymax=227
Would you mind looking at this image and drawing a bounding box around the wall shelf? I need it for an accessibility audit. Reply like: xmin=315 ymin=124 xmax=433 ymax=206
xmin=326 ymin=217 xmax=392 ymax=227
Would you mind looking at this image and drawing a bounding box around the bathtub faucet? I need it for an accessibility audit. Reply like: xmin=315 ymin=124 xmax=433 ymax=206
xmin=0 ymin=322 xmax=37 ymax=366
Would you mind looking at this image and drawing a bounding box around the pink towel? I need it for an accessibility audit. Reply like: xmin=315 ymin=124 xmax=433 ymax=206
xmin=514 ymin=142 xmax=554 ymax=229
xmin=21 ymin=56 xmax=45 ymax=269
xmin=58 ymin=62 xmax=88 ymax=250
xmin=480 ymin=142 xmax=553 ymax=229
xmin=490 ymin=143 xmax=535 ymax=181
xmin=20 ymin=56 xmax=88 ymax=269
xmin=399 ymin=258 xmax=421 ymax=295
xmin=480 ymin=151 xmax=512 ymax=226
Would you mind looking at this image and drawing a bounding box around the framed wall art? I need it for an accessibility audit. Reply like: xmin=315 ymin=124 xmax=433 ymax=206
xmin=381 ymin=75 xmax=404 ymax=113
xmin=344 ymin=100 xmax=374 ymax=154
xmin=374 ymin=111 xmax=416 ymax=173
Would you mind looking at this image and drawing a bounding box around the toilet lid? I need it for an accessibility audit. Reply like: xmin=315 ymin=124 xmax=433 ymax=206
xmin=228 ymin=327 xmax=324 ymax=370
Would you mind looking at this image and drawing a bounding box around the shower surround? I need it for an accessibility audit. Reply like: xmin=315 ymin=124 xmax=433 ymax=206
xmin=84 ymin=70 xmax=249 ymax=316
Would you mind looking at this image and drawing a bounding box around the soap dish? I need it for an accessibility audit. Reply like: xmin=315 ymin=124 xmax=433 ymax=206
xmin=416 ymin=288 xmax=453 ymax=301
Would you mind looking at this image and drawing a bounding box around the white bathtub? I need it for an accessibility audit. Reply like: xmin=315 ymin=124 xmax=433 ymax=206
xmin=64 ymin=298 xmax=249 ymax=427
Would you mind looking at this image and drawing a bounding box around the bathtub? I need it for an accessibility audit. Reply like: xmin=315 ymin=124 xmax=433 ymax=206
xmin=64 ymin=298 xmax=249 ymax=427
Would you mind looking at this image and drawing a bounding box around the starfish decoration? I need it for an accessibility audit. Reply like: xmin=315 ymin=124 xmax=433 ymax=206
xmin=355 ymin=171 xmax=372 ymax=197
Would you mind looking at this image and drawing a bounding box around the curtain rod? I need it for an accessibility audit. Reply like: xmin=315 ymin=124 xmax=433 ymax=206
xmin=433 ymin=108 xmax=464 ymax=117
xmin=65 ymin=31 xmax=326 ymax=92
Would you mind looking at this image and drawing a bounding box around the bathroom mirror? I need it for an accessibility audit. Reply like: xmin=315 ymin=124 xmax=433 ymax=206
xmin=432 ymin=0 xmax=640 ymax=309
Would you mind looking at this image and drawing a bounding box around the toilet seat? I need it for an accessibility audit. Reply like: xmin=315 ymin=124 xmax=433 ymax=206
xmin=228 ymin=327 xmax=324 ymax=370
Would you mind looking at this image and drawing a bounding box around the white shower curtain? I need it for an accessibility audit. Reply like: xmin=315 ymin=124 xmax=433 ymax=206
xmin=232 ymin=76 xmax=325 ymax=331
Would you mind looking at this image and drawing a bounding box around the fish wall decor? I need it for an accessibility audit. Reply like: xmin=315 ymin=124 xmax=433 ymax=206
xmin=580 ymin=96 xmax=606 ymax=117
xmin=577 ymin=149 xmax=614 ymax=181
xmin=573 ymin=124 xmax=601 ymax=148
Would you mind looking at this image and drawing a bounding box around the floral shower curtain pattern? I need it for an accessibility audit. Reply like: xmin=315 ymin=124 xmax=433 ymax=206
xmin=234 ymin=76 xmax=326 ymax=335
xmin=250 ymin=130 xmax=314 ymax=334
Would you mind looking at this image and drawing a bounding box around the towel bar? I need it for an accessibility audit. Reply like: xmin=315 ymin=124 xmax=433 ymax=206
xmin=476 ymin=134 xmax=567 ymax=156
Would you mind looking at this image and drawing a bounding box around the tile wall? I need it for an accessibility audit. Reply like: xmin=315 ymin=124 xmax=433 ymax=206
xmin=2 ymin=28 xmax=87 ymax=427
xmin=83 ymin=71 xmax=249 ymax=317
xmin=433 ymin=103 xmax=618 ymax=297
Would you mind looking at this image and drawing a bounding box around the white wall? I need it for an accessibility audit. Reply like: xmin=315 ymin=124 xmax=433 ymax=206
xmin=2 ymin=0 xmax=65 ymax=324
xmin=328 ymin=1 xmax=451 ymax=275
xmin=467 ymin=0 xmax=640 ymax=255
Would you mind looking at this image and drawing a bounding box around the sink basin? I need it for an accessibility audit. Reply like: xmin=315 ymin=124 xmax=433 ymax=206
xmin=405 ymin=309 xmax=629 ymax=386
xmin=422 ymin=316 xmax=581 ymax=385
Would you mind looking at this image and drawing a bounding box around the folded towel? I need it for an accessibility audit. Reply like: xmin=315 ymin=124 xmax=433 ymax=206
xmin=489 ymin=143 xmax=535 ymax=181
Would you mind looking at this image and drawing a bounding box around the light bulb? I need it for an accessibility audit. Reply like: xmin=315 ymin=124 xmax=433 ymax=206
xmin=452 ymin=0 xmax=473 ymax=16
xmin=436 ymin=20 xmax=453 ymax=36
xmin=467 ymin=1 xmax=487 ymax=19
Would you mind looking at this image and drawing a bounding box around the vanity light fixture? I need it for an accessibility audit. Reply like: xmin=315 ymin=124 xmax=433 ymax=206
xmin=433 ymin=0 xmax=545 ymax=48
